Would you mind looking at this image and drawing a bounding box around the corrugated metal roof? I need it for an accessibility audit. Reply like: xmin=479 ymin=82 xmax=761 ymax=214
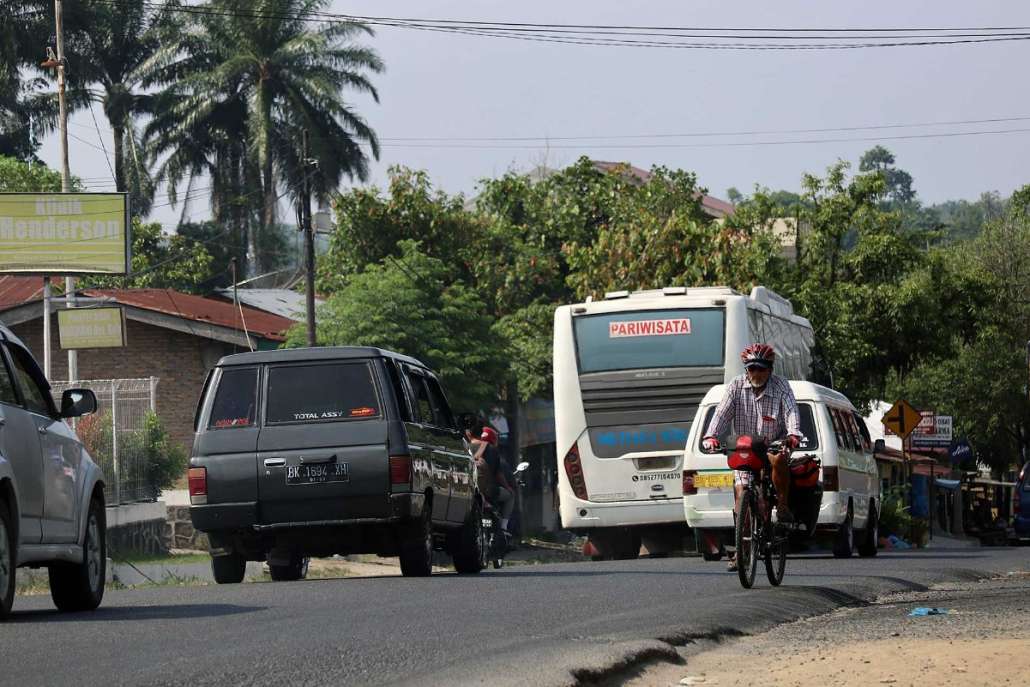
xmin=213 ymin=288 xmax=322 ymax=321
xmin=82 ymin=288 xmax=295 ymax=341
xmin=591 ymin=160 xmax=735 ymax=219
xmin=0 ymin=275 xmax=45 ymax=309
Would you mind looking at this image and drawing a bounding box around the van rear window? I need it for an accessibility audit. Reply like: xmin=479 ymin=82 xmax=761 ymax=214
xmin=266 ymin=362 xmax=380 ymax=424
xmin=698 ymin=402 xmax=819 ymax=450
xmin=208 ymin=367 xmax=258 ymax=429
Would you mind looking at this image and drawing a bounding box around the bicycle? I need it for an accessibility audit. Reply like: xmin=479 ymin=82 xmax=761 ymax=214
xmin=726 ymin=436 xmax=793 ymax=589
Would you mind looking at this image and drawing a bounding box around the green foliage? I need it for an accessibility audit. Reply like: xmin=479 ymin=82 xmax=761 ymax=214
xmin=122 ymin=411 xmax=189 ymax=495
xmin=0 ymin=156 xmax=82 ymax=192
xmin=80 ymin=218 xmax=215 ymax=293
xmin=291 ymin=240 xmax=505 ymax=411
xmin=492 ymin=302 xmax=557 ymax=401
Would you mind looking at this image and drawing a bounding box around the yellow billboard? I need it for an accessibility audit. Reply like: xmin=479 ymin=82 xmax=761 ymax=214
xmin=0 ymin=193 xmax=129 ymax=274
xmin=58 ymin=307 xmax=126 ymax=349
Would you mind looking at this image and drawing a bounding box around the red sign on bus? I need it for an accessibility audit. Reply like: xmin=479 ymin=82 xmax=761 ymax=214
xmin=608 ymin=319 xmax=692 ymax=338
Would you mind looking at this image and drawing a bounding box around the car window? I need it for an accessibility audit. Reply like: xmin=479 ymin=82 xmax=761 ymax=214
xmin=828 ymin=408 xmax=847 ymax=450
xmin=6 ymin=343 xmax=52 ymax=416
xmin=208 ymin=367 xmax=258 ymax=429
xmin=266 ymin=362 xmax=380 ymax=424
xmin=424 ymin=376 xmax=455 ymax=429
xmin=851 ymin=411 xmax=872 ymax=452
xmin=385 ymin=360 xmax=412 ymax=422
xmin=405 ymin=370 xmax=433 ymax=425
xmin=696 ymin=402 xmax=819 ymax=450
xmin=0 ymin=351 xmax=18 ymax=405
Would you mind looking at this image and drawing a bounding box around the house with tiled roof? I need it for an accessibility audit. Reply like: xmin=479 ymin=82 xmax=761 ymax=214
xmin=590 ymin=160 xmax=736 ymax=219
xmin=0 ymin=276 xmax=296 ymax=450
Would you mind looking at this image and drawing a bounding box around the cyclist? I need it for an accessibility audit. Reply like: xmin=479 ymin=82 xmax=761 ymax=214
xmin=701 ymin=343 xmax=802 ymax=571
xmin=474 ymin=426 xmax=516 ymax=534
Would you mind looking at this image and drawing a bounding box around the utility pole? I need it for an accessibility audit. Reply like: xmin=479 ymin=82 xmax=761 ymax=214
xmin=55 ymin=0 xmax=78 ymax=382
xmin=302 ymin=129 xmax=316 ymax=347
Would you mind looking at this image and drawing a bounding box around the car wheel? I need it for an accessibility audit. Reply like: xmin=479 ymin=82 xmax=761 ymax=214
xmin=49 ymin=496 xmax=106 ymax=612
xmin=0 ymin=503 xmax=15 ymax=620
xmin=270 ymin=556 xmax=309 ymax=581
xmin=833 ymin=501 xmax=854 ymax=559
xmin=858 ymin=500 xmax=879 ymax=558
xmin=451 ymin=502 xmax=485 ymax=575
xmin=211 ymin=552 xmax=247 ymax=584
xmin=399 ymin=509 xmax=433 ymax=577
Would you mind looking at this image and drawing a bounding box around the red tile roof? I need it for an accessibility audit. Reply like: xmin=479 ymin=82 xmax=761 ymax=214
xmin=82 ymin=288 xmax=295 ymax=341
xmin=591 ymin=160 xmax=736 ymax=218
xmin=0 ymin=275 xmax=45 ymax=310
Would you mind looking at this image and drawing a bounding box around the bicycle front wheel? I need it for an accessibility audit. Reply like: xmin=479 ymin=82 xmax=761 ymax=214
xmin=764 ymin=523 xmax=787 ymax=586
xmin=735 ymin=492 xmax=759 ymax=589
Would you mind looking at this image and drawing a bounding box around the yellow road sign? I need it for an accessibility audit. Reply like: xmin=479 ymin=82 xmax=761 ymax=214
xmin=882 ymin=399 xmax=923 ymax=439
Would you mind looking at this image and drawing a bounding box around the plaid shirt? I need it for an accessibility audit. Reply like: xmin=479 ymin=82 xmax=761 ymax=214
xmin=703 ymin=374 xmax=801 ymax=444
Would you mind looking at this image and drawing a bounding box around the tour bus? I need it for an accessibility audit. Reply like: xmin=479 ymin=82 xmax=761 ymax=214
xmin=553 ymin=285 xmax=814 ymax=558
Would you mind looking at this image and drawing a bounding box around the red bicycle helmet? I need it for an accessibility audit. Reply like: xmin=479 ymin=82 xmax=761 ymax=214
xmin=480 ymin=427 xmax=499 ymax=445
xmin=741 ymin=343 xmax=775 ymax=369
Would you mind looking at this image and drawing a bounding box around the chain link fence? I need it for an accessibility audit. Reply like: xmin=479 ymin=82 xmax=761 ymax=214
xmin=51 ymin=377 xmax=159 ymax=506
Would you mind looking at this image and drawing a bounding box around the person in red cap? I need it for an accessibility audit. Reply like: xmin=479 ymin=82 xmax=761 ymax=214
xmin=701 ymin=343 xmax=802 ymax=572
xmin=473 ymin=424 xmax=515 ymax=532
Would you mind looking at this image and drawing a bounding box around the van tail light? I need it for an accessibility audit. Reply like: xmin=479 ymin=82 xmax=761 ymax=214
xmin=682 ymin=470 xmax=697 ymax=495
xmin=188 ymin=467 xmax=207 ymax=505
xmin=389 ymin=455 xmax=412 ymax=486
xmin=563 ymin=443 xmax=589 ymax=501
xmin=821 ymin=466 xmax=839 ymax=491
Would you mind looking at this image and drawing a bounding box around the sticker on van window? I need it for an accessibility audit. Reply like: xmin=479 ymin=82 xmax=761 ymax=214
xmin=292 ymin=410 xmax=348 ymax=420
xmin=350 ymin=407 xmax=377 ymax=417
xmin=214 ymin=417 xmax=251 ymax=428
xmin=608 ymin=319 xmax=691 ymax=338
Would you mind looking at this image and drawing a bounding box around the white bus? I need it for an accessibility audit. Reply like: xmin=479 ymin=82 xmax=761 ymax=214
xmin=553 ymin=285 xmax=814 ymax=558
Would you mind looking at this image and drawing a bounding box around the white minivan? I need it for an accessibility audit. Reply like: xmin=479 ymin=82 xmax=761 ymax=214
xmin=683 ymin=381 xmax=880 ymax=559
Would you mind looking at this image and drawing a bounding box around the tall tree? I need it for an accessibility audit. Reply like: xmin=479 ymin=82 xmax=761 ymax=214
xmin=145 ymin=0 xmax=383 ymax=277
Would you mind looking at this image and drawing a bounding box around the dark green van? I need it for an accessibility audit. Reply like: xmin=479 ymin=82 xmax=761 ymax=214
xmin=189 ymin=347 xmax=484 ymax=581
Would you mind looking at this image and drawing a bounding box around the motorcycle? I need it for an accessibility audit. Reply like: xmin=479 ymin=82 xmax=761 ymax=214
xmin=482 ymin=461 xmax=529 ymax=569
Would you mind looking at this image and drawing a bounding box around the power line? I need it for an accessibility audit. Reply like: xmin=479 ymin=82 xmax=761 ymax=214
xmin=95 ymin=1 xmax=1030 ymax=50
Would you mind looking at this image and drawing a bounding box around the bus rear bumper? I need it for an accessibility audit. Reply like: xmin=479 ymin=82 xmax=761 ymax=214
xmin=561 ymin=498 xmax=685 ymax=529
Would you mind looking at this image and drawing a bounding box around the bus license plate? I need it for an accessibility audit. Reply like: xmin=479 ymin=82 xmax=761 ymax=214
xmin=695 ymin=472 xmax=733 ymax=489
xmin=286 ymin=463 xmax=349 ymax=485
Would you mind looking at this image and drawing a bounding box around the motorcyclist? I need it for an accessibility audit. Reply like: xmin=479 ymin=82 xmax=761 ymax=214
xmin=701 ymin=343 xmax=802 ymax=571
xmin=474 ymin=426 xmax=516 ymax=534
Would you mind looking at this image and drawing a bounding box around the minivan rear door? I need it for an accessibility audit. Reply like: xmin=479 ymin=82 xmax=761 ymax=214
xmin=256 ymin=360 xmax=390 ymax=524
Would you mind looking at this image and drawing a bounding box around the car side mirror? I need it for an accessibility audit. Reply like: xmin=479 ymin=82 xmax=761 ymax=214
xmin=873 ymin=438 xmax=885 ymax=454
xmin=60 ymin=388 xmax=98 ymax=418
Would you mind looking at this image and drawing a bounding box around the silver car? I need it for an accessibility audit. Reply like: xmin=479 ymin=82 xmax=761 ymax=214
xmin=0 ymin=323 xmax=105 ymax=619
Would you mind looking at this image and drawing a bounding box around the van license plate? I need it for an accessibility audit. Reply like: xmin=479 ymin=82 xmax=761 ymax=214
xmin=695 ymin=472 xmax=733 ymax=489
xmin=286 ymin=463 xmax=350 ymax=485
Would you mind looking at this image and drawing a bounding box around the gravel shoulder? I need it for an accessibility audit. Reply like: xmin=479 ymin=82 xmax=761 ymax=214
xmin=614 ymin=571 xmax=1030 ymax=687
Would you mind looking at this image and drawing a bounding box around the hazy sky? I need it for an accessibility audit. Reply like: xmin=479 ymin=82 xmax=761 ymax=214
xmin=37 ymin=0 xmax=1030 ymax=227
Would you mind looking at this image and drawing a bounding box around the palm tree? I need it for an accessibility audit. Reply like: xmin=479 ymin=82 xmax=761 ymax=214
xmin=144 ymin=0 xmax=383 ymax=277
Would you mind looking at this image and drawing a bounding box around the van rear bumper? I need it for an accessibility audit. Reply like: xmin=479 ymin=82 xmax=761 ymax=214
xmin=191 ymin=493 xmax=426 ymax=533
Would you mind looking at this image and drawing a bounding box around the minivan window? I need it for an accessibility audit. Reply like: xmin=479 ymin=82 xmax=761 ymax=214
xmin=6 ymin=343 xmax=52 ymax=416
xmin=696 ymin=402 xmax=819 ymax=450
xmin=266 ymin=362 xmax=380 ymax=424
xmin=0 ymin=351 xmax=18 ymax=405
xmin=829 ymin=408 xmax=847 ymax=450
xmin=850 ymin=411 xmax=872 ymax=452
xmin=425 ymin=376 xmax=455 ymax=429
xmin=385 ymin=360 xmax=412 ymax=422
xmin=405 ymin=370 xmax=433 ymax=424
xmin=208 ymin=367 xmax=258 ymax=429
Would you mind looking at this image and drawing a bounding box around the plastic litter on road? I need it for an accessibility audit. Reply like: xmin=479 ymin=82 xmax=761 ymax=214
xmin=910 ymin=605 xmax=947 ymax=617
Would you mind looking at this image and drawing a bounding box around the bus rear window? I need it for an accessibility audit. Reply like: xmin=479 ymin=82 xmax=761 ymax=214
xmin=574 ymin=308 xmax=725 ymax=373
xmin=266 ymin=362 xmax=380 ymax=424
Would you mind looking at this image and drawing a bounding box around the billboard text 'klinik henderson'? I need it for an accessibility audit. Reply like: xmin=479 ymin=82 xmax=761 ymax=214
xmin=0 ymin=193 xmax=129 ymax=275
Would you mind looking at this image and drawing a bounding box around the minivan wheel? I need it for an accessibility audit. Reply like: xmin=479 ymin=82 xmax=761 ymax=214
xmin=50 ymin=497 xmax=106 ymax=612
xmin=452 ymin=502 xmax=485 ymax=575
xmin=833 ymin=502 xmax=854 ymax=559
xmin=211 ymin=552 xmax=247 ymax=584
xmin=399 ymin=510 xmax=433 ymax=577
xmin=858 ymin=500 xmax=879 ymax=558
xmin=270 ymin=556 xmax=309 ymax=581
xmin=0 ymin=503 xmax=15 ymax=620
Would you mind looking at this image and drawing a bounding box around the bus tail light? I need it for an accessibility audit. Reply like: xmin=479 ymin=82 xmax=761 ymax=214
xmin=188 ymin=467 xmax=207 ymax=505
xmin=821 ymin=466 xmax=839 ymax=491
xmin=682 ymin=470 xmax=697 ymax=495
xmin=390 ymin=455 xmax=412 ymax=486
xmin=563 ymin=444 xmax=589 ymax=501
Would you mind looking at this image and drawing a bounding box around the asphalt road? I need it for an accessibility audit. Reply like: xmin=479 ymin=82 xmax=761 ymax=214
xmin=1 ymin=548 xmax=1027 ymax=687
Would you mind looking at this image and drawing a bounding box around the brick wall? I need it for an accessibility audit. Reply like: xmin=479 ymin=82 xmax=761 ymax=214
xmin=12 ymin=317 xmax=239 ymax=453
